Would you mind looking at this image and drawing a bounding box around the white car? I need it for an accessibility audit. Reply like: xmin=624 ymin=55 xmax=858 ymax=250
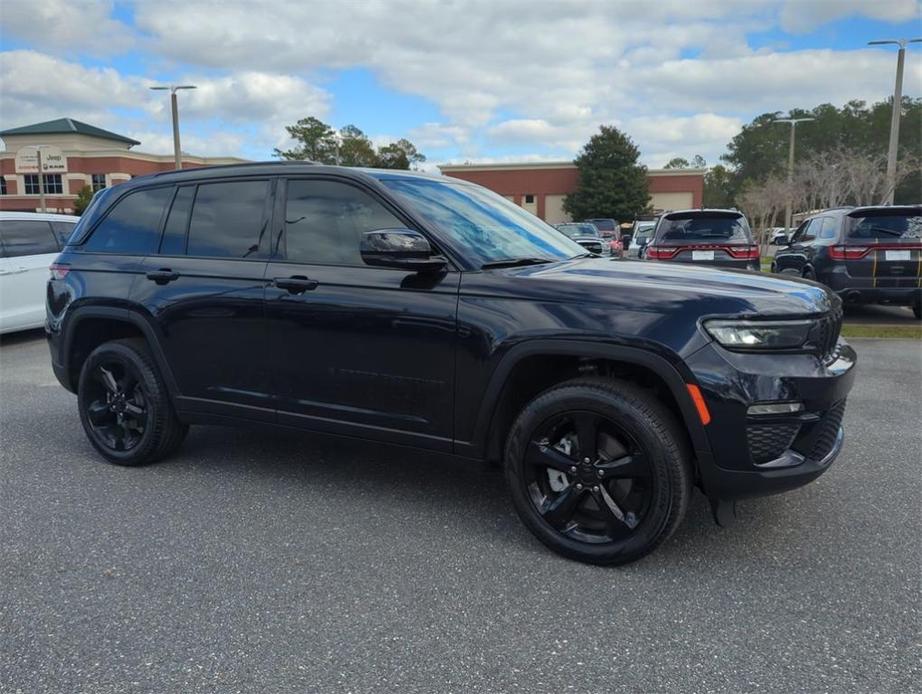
xmin=0 ymin=211 xmax=79 ymax=334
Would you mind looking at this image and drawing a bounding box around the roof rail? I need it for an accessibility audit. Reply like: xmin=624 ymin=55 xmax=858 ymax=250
xmin=153 ymin=159 xmax=318 ymax=177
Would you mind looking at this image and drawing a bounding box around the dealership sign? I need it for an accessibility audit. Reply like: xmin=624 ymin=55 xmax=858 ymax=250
xmin=15 ymin=146 xmax=68 ymax=174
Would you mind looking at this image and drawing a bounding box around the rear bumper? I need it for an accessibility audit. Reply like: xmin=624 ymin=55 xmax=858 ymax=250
xmin=820 ymin=267 xmax=921 ymax=305
xmin=685 ymin=341 xmax=856 ymax=501
xmin=834 ymin=285 xmax=921 ymax=306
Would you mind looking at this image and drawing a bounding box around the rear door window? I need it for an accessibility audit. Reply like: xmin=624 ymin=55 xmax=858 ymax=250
xmin=187 ymin=180 xmax=272 ymax=258
xmin=83 ymin=186 xmax=173 ymax=254
xmin=50 ymin=221 xmax=77 ymax=246
xmin=657 ymin=213 xmax=750 ymax=242
xmin=0 ymin=219 xmax=60 ymax=257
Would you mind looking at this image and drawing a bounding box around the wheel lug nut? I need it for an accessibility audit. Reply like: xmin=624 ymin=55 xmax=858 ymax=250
xmin=575 ymin=483 xmax=583 ymax=490
xmin=583 ymin=457 xmax=591 ymax=463
xmin=592 ymin=485 xmax=599 ymax=492
xmin=597 ymin=469 xmax=604 ymax=477
xmin=570 ymin=466 xmax=577 ymax=473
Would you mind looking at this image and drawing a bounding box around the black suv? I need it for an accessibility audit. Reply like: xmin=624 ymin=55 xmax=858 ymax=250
xmin=46 ymin=163 xmax=856 ymax=565
xmin=773 ymin=205 xmax=922 ymax=319
xmin=645 ymin=209 xmax=760 ymax=270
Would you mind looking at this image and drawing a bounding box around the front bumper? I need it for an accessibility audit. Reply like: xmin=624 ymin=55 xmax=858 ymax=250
xmin=685 ymin=340 xmax=856 ymax=500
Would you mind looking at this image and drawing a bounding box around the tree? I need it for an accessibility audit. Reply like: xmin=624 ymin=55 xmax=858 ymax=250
xmin=703 ymin=164 xmax=735 ymax=208
xmin=376 ymin=138 xmax=426 ymax=170
xmin=664 ymin=154 xmax=706 ymax=169
xmin=73 ymin=185 xmax=94 ymax=215
xmin=337 ymin=124 xmax=378 ymax=167
xmin=564 ymin=125 xmax=650 ymax=222
xmin=273 ymin=116 xmax=338 ymax=163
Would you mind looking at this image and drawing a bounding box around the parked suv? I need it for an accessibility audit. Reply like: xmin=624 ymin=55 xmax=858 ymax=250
xmin=554 ymin=222 xmax=604 ymax=255
xmin=645 ymin=209 xmax=760 ymax=270
xmin=773 ymin=205 xmax=922 ymax=318
xmin=47 ymin=163 xmax=856 ymax=566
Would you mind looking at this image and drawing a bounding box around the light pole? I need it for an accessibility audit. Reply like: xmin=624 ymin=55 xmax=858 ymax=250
xmin=773 ymin=116 xmax=814 ymax=231
xmin=868 ymin=38 xmax=922 ymax=204
xmin=149 ymin=84 xmax=197 ymax=169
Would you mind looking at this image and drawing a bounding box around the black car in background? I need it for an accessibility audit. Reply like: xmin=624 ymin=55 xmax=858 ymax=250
xmin=773 ymin=205 xmax=922 ymax=318
xmin=645 ymin=209 xmax=760 ymax=271
xmin=46 ymin=163 xmax=855 ymax=566
xmin=554 ymin=222 xmax=604 ymax=254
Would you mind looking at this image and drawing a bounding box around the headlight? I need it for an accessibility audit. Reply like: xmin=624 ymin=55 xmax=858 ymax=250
xmin=704 ymin=319 xmax=813 ymax=349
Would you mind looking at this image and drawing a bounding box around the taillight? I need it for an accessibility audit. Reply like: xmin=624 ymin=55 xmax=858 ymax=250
xmin=49 ymin=263 xmax=70 ymax=279
xmin=829 ymin=246 xmax=869 ymax=260
xmin=646 ymin=246 xmax=679 ymax=260
xmin=726 ymin=245 xmax=760 ymax=260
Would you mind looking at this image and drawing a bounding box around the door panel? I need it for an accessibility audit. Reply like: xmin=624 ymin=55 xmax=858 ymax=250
xmin=0 ymin=219 xmax=61 ymax=331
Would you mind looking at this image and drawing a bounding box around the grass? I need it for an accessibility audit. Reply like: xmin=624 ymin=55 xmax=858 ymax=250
xmin=760 ymin=259 xmax=773 ymax=273
xmin=841 ymin=324 xmax=922 ymax=339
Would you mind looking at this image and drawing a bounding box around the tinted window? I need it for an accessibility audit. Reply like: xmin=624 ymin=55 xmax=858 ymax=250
xmin=50 ymin=221 xmax=77 ymax=245
xmin=381 ymin=177 xmax=584 ymax=265
xmin=187 ymin=180 xmax=270 ymax=258
xmin=589 ymin=219 xmax=617 ymax=231
xmin=284 ymin=180 xmax=404 ymax=265
xmin=84 ymin=187 xmax=173 ymax=254
xmin=0 ymin=220 xmax=59 ymax=257
xmin=556 ymin=223 xmax=599 ymax=238
xmin=847 ymin=210 xmax=922 ymax=241
xmin=159 ymin=186 xmax=195 ymax=255
xmin=657 ymin=213 xmax=750 ymax=242
xmin=818 ymin=217 xmax=838 ymax=241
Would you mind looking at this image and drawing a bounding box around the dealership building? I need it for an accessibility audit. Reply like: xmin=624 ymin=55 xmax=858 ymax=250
xmin=0 ymin=118 xmax=247 ymax=214
xmin=439 ymin=161 xmax=705 ymax=223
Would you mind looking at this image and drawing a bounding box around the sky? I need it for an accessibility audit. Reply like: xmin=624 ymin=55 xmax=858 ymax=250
xmin=1 ymin=0 xmax=920 ymax=170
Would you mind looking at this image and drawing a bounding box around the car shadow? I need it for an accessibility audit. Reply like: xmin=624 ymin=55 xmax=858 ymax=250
xmin=0 ymin=327 xmax=46 ymax=347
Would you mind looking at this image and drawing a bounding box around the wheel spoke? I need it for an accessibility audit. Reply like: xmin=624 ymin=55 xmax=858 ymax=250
xmin=593 ymin=485 xmax=640 ymax=533
xmin=596 ymin=453 xmax=649 ymax=479
xmin=124 ymin=401 xmax=145 ymax=416
xmin=98 ymin=366 xmax=119 ymax=394
xmin=572 ymin=413 xmax=599 ymax=460
xmin=527 ymin=440 xmax=575 ymax=472
xmin=87 ymin=400 xmax=110 ymax=425
xmin=541 ymin=486 xmax=584 ymax=527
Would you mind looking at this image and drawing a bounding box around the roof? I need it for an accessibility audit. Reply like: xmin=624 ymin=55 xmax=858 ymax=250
xmin=0 ymin=118 xmax=141 ymax=146
xmin=439 ymin=161 xmax=706 ymax=176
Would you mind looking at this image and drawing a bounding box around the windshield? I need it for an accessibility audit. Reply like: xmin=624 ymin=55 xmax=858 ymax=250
xmin=380 ymin=177 xmax=586 ymax=265
xmin=656 ymin=213 xmax=750 ymax=243
xmin=847 ymin=211 xmax=922 ymax=241
xmin=588 ymin=219 xmax=617 ymax=231
xmin=556 ymin=223 xmax=599 ymax=238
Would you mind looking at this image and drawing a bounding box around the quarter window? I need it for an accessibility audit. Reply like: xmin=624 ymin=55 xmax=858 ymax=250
xmin=83 ymin=186 xmax=173 ymax=254
xmin=50 ymin=221 xmax=77 ymax=245
xmin=283 ymin=179 xmax=404 ymax=265
xmin=0 ymin=220 xmax=60 ymax=257
xmin=187 ymin=180 xmax=271 ymax=258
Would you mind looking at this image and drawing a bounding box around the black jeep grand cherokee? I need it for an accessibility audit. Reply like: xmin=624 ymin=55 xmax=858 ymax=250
xmin=47 ymin=163 xmax=856 ymax=565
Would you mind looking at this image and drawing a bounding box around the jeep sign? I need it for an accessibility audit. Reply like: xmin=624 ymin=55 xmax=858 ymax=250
xmin=15 ymin=145 xmax=68 ymax=174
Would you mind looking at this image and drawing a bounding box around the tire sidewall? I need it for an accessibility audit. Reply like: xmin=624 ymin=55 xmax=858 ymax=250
xmin=505 ymin=383 xmax=687 ymax=565
xmin=77 ymin=342 xmax=165 ymax=465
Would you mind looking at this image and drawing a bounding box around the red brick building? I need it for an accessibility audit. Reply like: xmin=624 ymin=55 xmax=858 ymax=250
xmin=439 ymin=161 xmax=705 ymax=223
xmin=0 ymin=118 xmax=247 ymax=213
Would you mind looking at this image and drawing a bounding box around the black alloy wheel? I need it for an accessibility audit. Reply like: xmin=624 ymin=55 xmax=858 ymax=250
xmin=78 ymin=339 xmax=188 ymax=466
xmin=505 ymin=377 xmax=691 ymax=565
xmin=83 ymin=361 xmax=149 ymax=452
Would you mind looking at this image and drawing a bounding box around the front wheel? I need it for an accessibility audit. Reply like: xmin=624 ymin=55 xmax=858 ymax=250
xmin=78 ymin=338 xmax=188 ymax=466
xmin=504 ymin=377 xmax=691 ymax=565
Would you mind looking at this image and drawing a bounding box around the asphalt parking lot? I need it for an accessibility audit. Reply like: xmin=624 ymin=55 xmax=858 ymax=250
xmin=1 ymin=331 xmax=920 ymax=693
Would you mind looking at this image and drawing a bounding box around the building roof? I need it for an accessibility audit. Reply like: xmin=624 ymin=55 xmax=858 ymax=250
xmin=438 ymin=160 xmax=706 ymax=176
xmin=0 ymin=118 xmax=141 ymax=146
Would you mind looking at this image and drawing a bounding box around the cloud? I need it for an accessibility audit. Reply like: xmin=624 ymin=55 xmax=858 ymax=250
xmin=0 ymin=0 xmax=135 ymax=55
xmin=778 ymin=0 xmax=921 ymax=33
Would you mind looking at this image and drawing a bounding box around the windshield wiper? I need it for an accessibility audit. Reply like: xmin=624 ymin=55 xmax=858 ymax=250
xmin=481 ymin=257 xmax=556 ymax=269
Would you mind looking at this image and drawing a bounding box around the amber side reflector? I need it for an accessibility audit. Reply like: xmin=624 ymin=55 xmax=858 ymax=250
xmin=686 ymin=384 xmax=711 ymax=425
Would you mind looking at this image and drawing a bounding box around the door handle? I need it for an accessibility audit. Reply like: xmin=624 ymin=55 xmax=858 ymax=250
xmin=146 ymin=268 xmax=180 ymax=284
xmin=273 ymin=275 xmax=319 ymax=294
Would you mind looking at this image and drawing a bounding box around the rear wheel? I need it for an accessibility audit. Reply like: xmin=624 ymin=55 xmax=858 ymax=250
xmin=504 ymin=377 xmax=691 ymax=565
xmin=913 ymin=301 xmax=921 ymax=320
xmin=802 ymin=267 xmax=816 ymax=281
xmin=78 ymin=338 xmax=187 ymax=466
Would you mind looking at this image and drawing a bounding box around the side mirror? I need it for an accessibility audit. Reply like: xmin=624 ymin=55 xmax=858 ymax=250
xmin=360 ymin=229 xmax=447 ymax=272
xmin=775 ymin=235 xmax=789 ymax=246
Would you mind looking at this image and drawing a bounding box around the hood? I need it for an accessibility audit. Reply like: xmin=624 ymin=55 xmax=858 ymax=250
xmin=470 ymin=257 xmax=837 ymax=317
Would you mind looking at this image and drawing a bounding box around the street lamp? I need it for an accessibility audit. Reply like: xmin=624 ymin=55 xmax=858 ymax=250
xmin=773 ymin=116 xmax=815 ymax=231
xmin=867 ymin=38 xmax=922 ymax=204
xmin=149 ymin=84 xmax=197 ymax=170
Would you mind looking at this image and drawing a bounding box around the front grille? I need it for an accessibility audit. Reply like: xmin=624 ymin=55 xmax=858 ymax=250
xmin=581 ymin=241 xmax=603 ymax=254
xmin=805 ymin=400 xmax=846 ymax=461
xmin=810 ymin=307 xmax=843 ymax=361
xmin=747 ymin=421 xmax=801 ymax=464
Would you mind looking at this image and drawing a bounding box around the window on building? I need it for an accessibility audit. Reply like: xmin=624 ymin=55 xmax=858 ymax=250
xmin=0 ymin=220 xmax=60 ymax=257
xmin=283 ymin=179 xmax=404 ymax=266
xmin=0 ymin=176 xmax=7 ymax=195
xmin=83 ymin=186 xmax=173 ymax=254
xmin=187 ymin=180 xmax=271 ymax=258
xmin=91 ymin=174 xmax=107 ymax=192
xmin=24 ymin=174 xmax=64 ymax=195
xmin=524 ymin=194 xmax=536 ymax=204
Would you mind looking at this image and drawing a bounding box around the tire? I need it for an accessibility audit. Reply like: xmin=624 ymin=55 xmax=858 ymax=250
xmin=913 ymin=302 xmax=921 ymax=320
xmin=77 ymin=338 xmax=188 ymax=466
xmin=802 ymin=267 xmax=816 ymax=282
xmin=504 ymin=377 xmax=691 ymax=566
